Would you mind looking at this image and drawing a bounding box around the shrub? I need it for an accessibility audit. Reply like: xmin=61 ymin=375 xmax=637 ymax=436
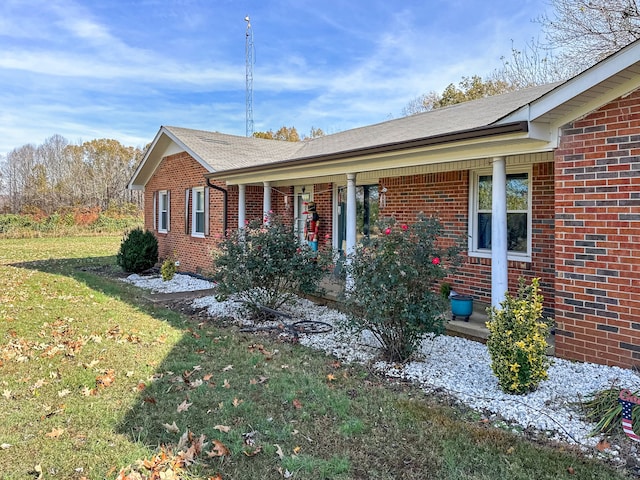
xmin=161 ymin=257 xmax=177 ymax=281
xmin=212 ymin=215 xmax=328 ymax=318
xmin=486 ymin=277 xmax=553 ymax=395
xmin=341 ymin=215 xmax=464 ymax=363
xmin=116 ymin=228 xmax=158 ymax=273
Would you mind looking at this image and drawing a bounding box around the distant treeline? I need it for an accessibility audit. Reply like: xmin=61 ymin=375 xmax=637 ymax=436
xmin=0 ymin=134 xmax=145 ymax=215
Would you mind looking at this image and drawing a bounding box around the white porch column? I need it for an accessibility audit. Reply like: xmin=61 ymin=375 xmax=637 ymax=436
xmin=346 ymin=173 xmax=357 ymax=258
xmin=491 ymin=156 xmax=508 ymax=308
xmin=238 ymin=184 xmax=246 ymax=228
xmin=263 ymin=181 xmax=271 ymax=224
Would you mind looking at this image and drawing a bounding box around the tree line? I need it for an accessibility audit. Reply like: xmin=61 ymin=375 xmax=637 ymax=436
xmin=0 ymin=135 xmax=144 ymax=215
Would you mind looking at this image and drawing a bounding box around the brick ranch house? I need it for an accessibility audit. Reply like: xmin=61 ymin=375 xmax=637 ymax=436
xmin=129 ymin=39 xmax=640 ymax=369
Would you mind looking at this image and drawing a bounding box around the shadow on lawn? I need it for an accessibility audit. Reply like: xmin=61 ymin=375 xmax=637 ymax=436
xmin=13 ymin=255 xmax=323 ymax=476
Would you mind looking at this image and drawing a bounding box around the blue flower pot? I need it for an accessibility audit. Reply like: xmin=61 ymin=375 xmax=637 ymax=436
xmin=451 ymin=295 xmax=473 ymax=322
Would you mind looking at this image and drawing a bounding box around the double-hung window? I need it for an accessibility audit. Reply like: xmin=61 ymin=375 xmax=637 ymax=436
xmin=469 ymin=169 xmax=531 ymax=260
xmin=192 ymin=187 xmax=206 ymax=237
xmin=158 ymin=190 xmax=169 ymax=233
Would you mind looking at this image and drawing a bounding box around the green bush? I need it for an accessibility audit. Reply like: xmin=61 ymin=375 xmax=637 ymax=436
xmin=486 ymin=277 xmax=553 ymax=395
xmin=161 ymin=257 xmax=177 ymax=281
xmin=341 ymin=215 xmax=464 ymax=363
xmin=116 ymin=227 xmax=158 ymax=273
xmin=212 ymin=214 xmax=328 ymax=318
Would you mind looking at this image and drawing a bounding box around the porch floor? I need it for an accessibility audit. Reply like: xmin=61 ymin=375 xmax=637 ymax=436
xmin=314 ymin=277 xmax=555 ymax=356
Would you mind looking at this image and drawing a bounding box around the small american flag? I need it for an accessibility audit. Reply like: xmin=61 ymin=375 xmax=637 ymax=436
xmin=619 ymin=389 xmax=640 ymax=442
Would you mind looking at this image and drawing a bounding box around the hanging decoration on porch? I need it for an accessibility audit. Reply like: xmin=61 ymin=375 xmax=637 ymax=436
xmin=619 ymin=389 xmax=640 ymax=442
xmin=379 ymin=186 xmax=387 ymax=209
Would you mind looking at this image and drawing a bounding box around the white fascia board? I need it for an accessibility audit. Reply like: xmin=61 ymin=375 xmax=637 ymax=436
xmin=217 ymin=134 xmax=552 ymax=186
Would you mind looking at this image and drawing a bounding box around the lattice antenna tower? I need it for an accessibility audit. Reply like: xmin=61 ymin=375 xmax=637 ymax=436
xmin=245 ymin=15 xmax=254 ymax=137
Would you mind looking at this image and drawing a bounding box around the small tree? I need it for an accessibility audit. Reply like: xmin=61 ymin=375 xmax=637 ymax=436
xmin=486 ymin=277 xmax=553 ymax=395
xmin=342 ymin=215 xmax=464 ymax=362
xmin=212 ymin=215 xmax=328 ymax=318
xmin=116 ymin=227 xmax=158 ymax=273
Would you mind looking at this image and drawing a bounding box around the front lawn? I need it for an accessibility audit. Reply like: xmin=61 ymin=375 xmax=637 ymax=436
xmin=0 ymin=236 xmax=632 ymax=479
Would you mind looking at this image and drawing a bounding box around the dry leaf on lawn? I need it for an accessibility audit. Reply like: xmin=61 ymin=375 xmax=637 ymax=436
xmin=177 ymin=400 xmax=193 ymax=413
xmin=162 ymin=421 xmax=180 ymax=434
xmin=243 ymin=445 xmax=263 ymax=457
xmin=233 ymin=398 xmax=243 ymax=408
xmin=292 ymin=399 xmax=302 ymax=410
xmin=596 ymin=439 xmax=610 ymax=452
xmin=207 ymin=440 xmax=230 ymax=457
xmin=45 ymin=427 xmax=64 ymax=438
xmin=274 ymin=444 xmax=284 ymax=459
xmin=222 ymin=364 xmax=233 ymax=371
xmin=214 ymin=425 xmax=231 ymax=433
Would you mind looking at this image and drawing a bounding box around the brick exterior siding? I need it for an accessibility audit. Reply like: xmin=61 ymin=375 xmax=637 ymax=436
xmin=379 ymin=167 xmax=556 ymax=313
xmin=554 ymin=90 xmax=640 ymax=368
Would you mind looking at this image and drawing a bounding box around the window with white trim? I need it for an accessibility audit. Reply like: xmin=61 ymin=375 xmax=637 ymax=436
xmin=469 ymin=168 xmax=531 ymax=260
xmin=158 ymin=190 xmax=169 ymax=233
xmin=192 ymin=187 xmax=205 ymax=236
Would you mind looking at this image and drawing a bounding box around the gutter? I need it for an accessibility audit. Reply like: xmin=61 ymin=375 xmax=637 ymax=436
xmin=204 ymin=121 xmax=529 ymax=179
xmin=206 ymin=178 xmax=228 ymax=236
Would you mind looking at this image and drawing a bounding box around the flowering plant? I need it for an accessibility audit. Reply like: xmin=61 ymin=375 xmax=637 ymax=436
xmin=212 ymin=214 xmax=329 ymax=318
xmin=341 ymin=214 xmax=464 ymax=362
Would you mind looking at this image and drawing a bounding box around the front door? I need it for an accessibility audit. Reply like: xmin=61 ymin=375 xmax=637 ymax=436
xmin=294 ymin=186 xmax=312 ymax=245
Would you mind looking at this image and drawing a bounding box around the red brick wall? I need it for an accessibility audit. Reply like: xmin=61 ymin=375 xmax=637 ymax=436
xmin=380 ymin=165 xmax=556 ymax=312
xmin=554 ymin=90 xmax=640 ymax=368
xmin=145 ymin=153 xmax=296 ymax=273
xmin=144 ymin=152 xmax=219 ymax=274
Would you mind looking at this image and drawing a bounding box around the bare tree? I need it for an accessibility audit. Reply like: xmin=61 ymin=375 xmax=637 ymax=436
xmin=538 ymin=0 xmax=640 ymax=70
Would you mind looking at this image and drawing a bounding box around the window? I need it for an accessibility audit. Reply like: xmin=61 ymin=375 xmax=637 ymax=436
xmin=158 ymin=190 xmax=169 ymax=233
xmin=191 ymin=187 xmax=206 ymax=236
xmin=470 ymin=169 xmax=530 ymax=259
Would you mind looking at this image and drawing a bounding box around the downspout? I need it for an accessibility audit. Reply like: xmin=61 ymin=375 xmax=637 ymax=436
xmin=206 ymin=178 xmax=228 ymax=236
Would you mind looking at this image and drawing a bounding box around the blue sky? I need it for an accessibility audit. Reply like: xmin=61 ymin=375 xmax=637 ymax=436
xmin=0 ymin=0 xmax=551 ymax=156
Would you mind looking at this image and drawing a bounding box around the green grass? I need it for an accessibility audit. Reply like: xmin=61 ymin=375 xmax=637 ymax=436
xmin=0 ymin=236 xmax=633 ymax=479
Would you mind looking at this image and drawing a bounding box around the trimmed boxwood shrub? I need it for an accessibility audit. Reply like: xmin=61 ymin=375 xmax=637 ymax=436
xmin=117 ymin=227 xmax=158 ymax=273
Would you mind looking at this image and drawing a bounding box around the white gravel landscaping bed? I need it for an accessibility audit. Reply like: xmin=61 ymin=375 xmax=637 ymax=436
xmin=126 ymin=273 xmax=640 ymax=455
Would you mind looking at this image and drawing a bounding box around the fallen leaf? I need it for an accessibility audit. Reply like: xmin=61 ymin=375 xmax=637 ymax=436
xmin=45 ymin=427 xmax=64 ymax=438
xmin=223 ymin=379 xmax=230 ymax=389
xmin=214 ymin=425 xmax=231 ymax=433
xmin=293 ymin=446 xmax=301 ymax=455
xmin=32 ymin=464 xmax=43 ymax=480
xmin=208 ymin=440 xmax=230 ymax=457
xmin=58 ymin=389 xmax=71 ymax=398
xmin=1 ymin=443 xmax=12 ymax=449
xmin=292 ymin=399 xmax=302 ymax=410
xmin=596 ymin=439 xmax=610 ymax=452
xmin=506 ymin=446 xmax=515 ymax=455
xmin=330 ymin=361 xmax=341 ymax=369
xmin=249 ymin=378 xmax=258 ymax=385
xmin=203 ymin=374 xmax=213 ymax=382
xmin=567 ymin=466 xmax=575 ymax=474
xmin=80 ymin=386 xmax=96 ymax=396
xmin=326 ymin=374 xmax=336 ymax=381
xmin=222 ymin=364 xmax=233 ymax=372
xmin=96 ymin=369 xmax=115 ymax=388
xmin=243 ymin=445 xmax=263 ymax=457
xmin=274 ymin=444 xmax=284 ymax=459
xmin=177 ymin=400 xmax=192 ymax=413
xmin=233 ymin=398 xmax=243 ymax=408
xmin=143 ymin=396 xmax=157 ymax=404
xmin=162 ymin=421 xmax=180 ymax=434
xmin=208 ymin=475 xmax=223 ymax=480
xmin=2 ymin=390 xmax=11 ymax=399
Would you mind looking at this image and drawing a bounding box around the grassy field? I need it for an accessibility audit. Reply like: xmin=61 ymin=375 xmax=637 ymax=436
xmin=0 ymin=236 xmax=633 ymax=479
